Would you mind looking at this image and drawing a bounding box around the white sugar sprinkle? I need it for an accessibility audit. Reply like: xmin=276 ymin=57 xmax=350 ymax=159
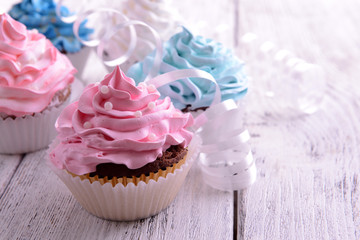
xmin=147 ymin=102 xmax=156 ymax=110
xmin=134 ymin=111 xmax=142 ymax=118
xmin=100 ymin=85 xmax=109 ymax=94
xmin=83 ymin=121 xmax=92 ymax=129
xmin=147 ymin=84 xmax=156 ymax=93
xmin=148 ymin=133 xmax=157 ymax=141
xmin=104 ymin=101 xmax=113 ymax=111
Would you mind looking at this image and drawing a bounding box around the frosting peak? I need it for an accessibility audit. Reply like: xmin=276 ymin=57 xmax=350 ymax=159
xmin=0 ymin=13 xmax=76 ymax=117
xmin=51 ymin=66 xmax=193 ymax=175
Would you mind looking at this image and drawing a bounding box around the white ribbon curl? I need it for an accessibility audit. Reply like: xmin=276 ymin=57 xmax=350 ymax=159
xmin=195 ymin=101 xmax=256 ymax=191
xmin=98 ymin=19 xmax=163 ymax=77
xmin=72 ymin=8 xmax=151 ymax=69
xmin=148 ymin=68 xmax=257 ymax=191
xmin=71 ymin=8 xmax=163 ymax=80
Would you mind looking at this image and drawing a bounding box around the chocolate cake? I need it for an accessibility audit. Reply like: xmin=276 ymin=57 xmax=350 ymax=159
xmin=90 ymin=145 xmax=187 ymax=178
xmin=182 ymin=104 xmax=208 ymax=113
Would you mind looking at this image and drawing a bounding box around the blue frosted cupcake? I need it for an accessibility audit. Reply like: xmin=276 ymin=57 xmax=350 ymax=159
xmin=127 ymin=27 xmax=248 ymax=112
xmin=9 ymin=0 xmax=93 ymax=77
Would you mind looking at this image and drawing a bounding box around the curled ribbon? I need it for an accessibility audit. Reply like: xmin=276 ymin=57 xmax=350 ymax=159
xmin=195 ymin=101 xmax=256 ymax=191
xmin=148 ymin=68 xmax=257 ymax=191
xmin=72 ymin=8 xmax=141 ymax=68
xmin=69 ymin=7 xmax=162 ymax=75
xmin=59 ymin=5 xmax=137 ymax=65
xmin=97 ymin=19 xmax=163 ymax=77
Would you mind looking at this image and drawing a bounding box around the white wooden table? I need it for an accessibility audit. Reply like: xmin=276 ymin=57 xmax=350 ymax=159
xmin=1 ymin=0 xmax=360 ymax=239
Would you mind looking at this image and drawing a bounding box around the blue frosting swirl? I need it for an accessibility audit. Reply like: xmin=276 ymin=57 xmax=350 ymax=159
xmin=9 ymin=0 xmax=93 ymax=53
xmin=127 ymin=27 xmax=248 ymax=111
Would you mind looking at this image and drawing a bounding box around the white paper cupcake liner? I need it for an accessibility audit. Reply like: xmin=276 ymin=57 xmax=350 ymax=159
xmin=0 ymin=97 xmax=70 ymax=155
xmin=51 ymin=135 xmax=200 ymax=221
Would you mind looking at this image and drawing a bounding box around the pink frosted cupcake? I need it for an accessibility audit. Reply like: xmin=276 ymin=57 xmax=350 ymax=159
xmin=0 ymin=14 xmax=76 ymax=154
xmin=49 ymin=66 xmax=196 ymax=221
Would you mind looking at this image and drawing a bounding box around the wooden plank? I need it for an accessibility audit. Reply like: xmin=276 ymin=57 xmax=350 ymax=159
xmin=239 ymin=59 xmax=360 ymax=239
xmin=241 ymin=87 xmax=360 ymax=239
xmin=0 ymin=154 xmax=22 ymax=198
xmin=236 ymin=0 xmax=360 ymax=238
xmin=242 ymin=168 xmax=360 ymax=239
xmin=0 ymin=149 xmax=233 ymax=239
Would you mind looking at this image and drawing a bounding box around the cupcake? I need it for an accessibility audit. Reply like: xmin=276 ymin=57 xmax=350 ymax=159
xmin=8 ymin=0 xmax=93 ymax=77
xmin=127 ymin=27 xmax=248 ymax=112
xmin=0 ymin=13 xmax=76 ymax=154
xmin=49 ymin=66 xmax=195 ymax=221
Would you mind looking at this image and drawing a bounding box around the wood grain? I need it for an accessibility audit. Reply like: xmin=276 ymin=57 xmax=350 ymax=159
xmin=237 ymin=0 xmax=360 ymax=239
xmin=0 ymin=154 xmax=22 ymax=198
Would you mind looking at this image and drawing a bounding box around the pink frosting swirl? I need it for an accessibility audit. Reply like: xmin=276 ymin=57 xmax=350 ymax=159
xmin=0 ymin=13 xmax=76 ymax=117
xmin=50 ymin=66 xmax=194 ymax=175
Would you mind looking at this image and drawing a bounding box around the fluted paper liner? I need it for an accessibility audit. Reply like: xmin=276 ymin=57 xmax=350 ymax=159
xmin=70 ymin=156 xmax=186 ymax=187
xmin=51 ymin=135 xmax=200 ymax=221
xmin=0 ymin=97 xmax=70 ymax=154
